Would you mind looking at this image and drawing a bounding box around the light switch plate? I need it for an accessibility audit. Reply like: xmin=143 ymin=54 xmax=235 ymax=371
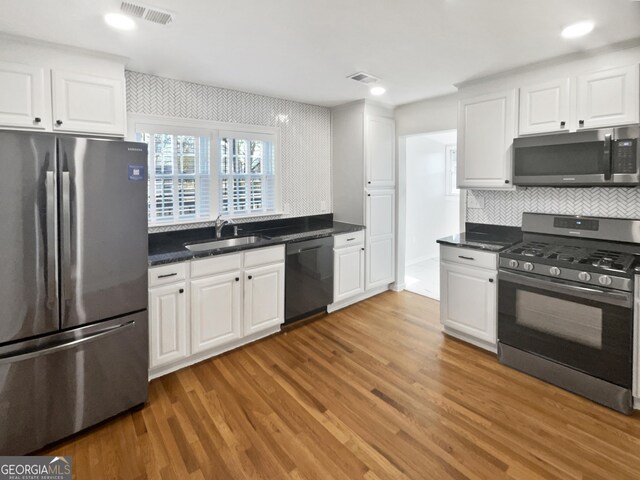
xmin=320 ymin=200 xmax=327 ymax=212
xmin=283 ymin=203 xmax=290 ymax=213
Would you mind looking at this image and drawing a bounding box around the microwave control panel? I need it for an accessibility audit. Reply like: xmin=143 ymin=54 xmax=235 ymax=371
xmin=612 ymin=139 xmax=637 ymax=174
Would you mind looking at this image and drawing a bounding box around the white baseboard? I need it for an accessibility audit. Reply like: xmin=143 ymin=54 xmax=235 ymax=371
xmin=406 ymin=254 xmax=438 ymax=267
xmin=391 ymin=281 xmax=406 ymax=292
xmin=148 ymin=325 xmax=281 ymax=380
xmin=442 ymin=326 xmax=497 ymax=354
xmin=327 ymin=285 xmax=391 ymax=313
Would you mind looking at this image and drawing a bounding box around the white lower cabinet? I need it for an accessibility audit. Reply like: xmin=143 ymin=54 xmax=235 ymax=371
xmin=148 ymin=282 xmax=188 ymax=369
xmin=244 ymin=263 xmax=285 ymax=335
xmin=191 ymin=270 xmax=242 ymax=353
xmin=148 ymin=245 xmax=285 ymax=378
xmin=333 ymin=232 xmax=366 ymax=303
xmin=439 ymin=246 xmax=497 ymax=350
xmin=366 ymin=189 xmax=395 ymax=289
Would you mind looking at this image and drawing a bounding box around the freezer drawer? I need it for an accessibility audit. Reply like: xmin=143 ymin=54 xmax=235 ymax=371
xmin=0 ymin=311 xmax=148 ymax=455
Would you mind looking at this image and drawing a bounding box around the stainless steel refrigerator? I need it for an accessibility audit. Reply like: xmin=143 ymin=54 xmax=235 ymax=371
xmin=0 ymin=130 xmax=149 ymax=455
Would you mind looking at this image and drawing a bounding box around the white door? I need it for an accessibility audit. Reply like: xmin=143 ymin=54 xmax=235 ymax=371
xmin=334 ymin=245 xmax=365 ymax=302
xmin=365 ymin=189 xmax=395 ymax=289
xmin=457 ymin=89 xmax=516 ymax=189
xmin=191 ymin=271 xmax=242 ymax=354
xmin=519 ymin=78 xmax=570 ymax=135
xmin=576 ymin=65 xmax=639 ymax=130
xmin=0 ymin=61 xmax=47 ymax=130
xmin=149 ymin=283 xmax=188 ymax=369
xmin=440 ymin=262 xmax=496 ymax=344
xmin=244 ymin=263 xmax=285 ymax=335
xmin=365 ymin=115 xmax=395 ymax=188
xmin=51 ymin=70 xmax=125 ymax=136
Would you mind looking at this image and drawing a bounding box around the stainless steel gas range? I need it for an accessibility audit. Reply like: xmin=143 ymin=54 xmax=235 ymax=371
xmin=497 ymin=212 xmax=640 ymax=414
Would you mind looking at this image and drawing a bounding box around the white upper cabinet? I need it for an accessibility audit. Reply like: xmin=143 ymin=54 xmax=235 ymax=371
xmin=457 ymin=89 xmax=516 ymax=189
xmin=365 ymin=115 xmax=395 ymax=188
xmin=576 ymin=65 xmax=639 ymax=130
xmin=519 ymin=78 xmax=570 ymax=135
xmin=0 ymin=61 xmax=47 ymax=130
xmin=52 ymin=70 xmax=126 ymax=136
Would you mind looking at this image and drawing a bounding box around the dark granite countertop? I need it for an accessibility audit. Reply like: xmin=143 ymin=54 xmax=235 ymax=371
xmin=437 ymin=223 xmax=522 ymax=252
xmin=149 ymin=214 xmax=364 ymax=266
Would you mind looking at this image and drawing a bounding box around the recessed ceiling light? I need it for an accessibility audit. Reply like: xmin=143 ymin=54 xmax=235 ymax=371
xmin=561 ymin=21 xmax=594 ymax=39
xmin=104 ymin=13 xmax=136 ymax=31
xmin=370 ymin=86 xmax=386 ymax=96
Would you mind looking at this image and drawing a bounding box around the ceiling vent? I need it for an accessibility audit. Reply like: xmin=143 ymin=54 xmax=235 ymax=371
xmin=347 ymin=72 xmax=380 ymax=85
xmin=120 ymin=2 xmax=174 ymax=25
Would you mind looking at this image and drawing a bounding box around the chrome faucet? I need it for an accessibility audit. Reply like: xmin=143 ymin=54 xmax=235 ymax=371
xmin=214 ymin=214 xmax=233 ymax=239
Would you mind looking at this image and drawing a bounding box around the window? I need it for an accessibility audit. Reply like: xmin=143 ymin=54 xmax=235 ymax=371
xmin=132 ymin=116 xmax=280 ymax=225
xmin=219 ymin=132 xmax=277 ymax=216
xmin=445 ymin=144 xmax=458 ymax=196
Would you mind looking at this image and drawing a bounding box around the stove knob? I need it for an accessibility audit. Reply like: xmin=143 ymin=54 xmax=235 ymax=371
xmin=598 ymin=275 xmax=612 ymax=286
xmin=578 ymin=271 xmax=591 ymax=282
xmin=523 ymin=262 xmax=534 ymax=272
xmin=549 ymin=266 xmax=561 ymax=276
xmin=508 ymin=259 xmax=519 ymax=268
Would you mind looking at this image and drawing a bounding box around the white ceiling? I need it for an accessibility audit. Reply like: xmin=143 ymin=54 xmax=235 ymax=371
xmin=1 ymin=0 xmax=639 ymax=107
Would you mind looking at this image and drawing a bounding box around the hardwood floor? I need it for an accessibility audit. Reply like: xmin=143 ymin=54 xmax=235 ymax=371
xmin=41 ymin=291 xmax=640 ymax=479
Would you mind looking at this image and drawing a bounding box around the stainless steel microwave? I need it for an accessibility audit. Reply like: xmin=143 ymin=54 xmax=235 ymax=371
xmin=513 ymin=126 xmax=640 ymax=186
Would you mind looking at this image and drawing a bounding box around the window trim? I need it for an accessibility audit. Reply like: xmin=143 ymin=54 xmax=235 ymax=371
xmin=127 ymin=114 xmax=282 ymax=226
xmin=445 ymin=144 xmax=459 ymax=197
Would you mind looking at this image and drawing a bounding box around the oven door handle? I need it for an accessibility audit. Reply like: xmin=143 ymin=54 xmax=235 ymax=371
xmin=498 ymin=269 xmax=633 ymax=308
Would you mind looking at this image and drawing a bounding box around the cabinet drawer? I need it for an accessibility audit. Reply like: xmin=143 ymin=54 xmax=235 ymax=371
xmin=334 ymin=230 xmax=365 ymax=248
xmin=149 ymin=262 xmax=187 ymax=287
xmin=191 ymin=252 xmax=242 ymax=279
xmin=244 ymin=245 xmax=285 ymax=268
xmin=440 ymin=245 xmax=497 ymax=270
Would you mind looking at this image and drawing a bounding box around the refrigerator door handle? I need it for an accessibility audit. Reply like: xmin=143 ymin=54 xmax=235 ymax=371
xmin=45 ymin=171 xmax=58 ymax=310
xmin=0 ymin=320 xmax=136 ymax=365
xmin=61 ymin=171 xmax=72 ymax=303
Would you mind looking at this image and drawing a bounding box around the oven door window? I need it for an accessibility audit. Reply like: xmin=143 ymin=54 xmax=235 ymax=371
xmin=498 ymin=275 xmax=632 ymax=388
xmin=516 ymin=290 xmax=603 ymax=349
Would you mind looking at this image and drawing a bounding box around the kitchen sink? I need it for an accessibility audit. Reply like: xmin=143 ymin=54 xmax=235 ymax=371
xmin=185 ymin=235 xmax=262 ymax=252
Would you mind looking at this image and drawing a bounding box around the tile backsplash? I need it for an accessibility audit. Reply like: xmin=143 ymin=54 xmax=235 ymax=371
xmin=125 ymin=71 xmax=331 ymax=233
xmin=466 ymin=187 xmax=640 ymax=226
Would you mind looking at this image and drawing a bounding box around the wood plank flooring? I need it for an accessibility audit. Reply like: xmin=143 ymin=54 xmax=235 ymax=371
xmin=41 ymin=291 xmax=640 ymax=479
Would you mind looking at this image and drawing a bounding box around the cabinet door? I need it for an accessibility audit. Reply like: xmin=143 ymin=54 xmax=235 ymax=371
xmin=365 ymin=189 xmax=395 ymax=289
xmin=457 ymin=90 xmax=516 ymax=189
xmin=576 ymin=65 xmax=639 ymax=130
xmin=334 ymin=245 xmax=365 ymax=302
xmin=191 ymin=271 xmax=242 ymax=353
xmin=0 ymin=61 xmax=47 ymax=130
xmin=149 ymin=283 xmax=188 ymax=368
xmin=519 ymin=78 xmax=570 ymax=135
xmin=51 ymin=70 xmax=125 ymax=136
xmin=440 ymin=262 xmax=496 ymax=344
xmin=244 ymin=263 xmax=285 ymax=335
xmin=365 ymin=115 xmax=395 ymax=188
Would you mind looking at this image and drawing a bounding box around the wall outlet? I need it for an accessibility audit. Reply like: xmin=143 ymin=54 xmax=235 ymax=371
xmin=320 ymin=200 xmax=327 ymax=212
xmin=467 ymin=195 xmax=484 ymax=209
xmin=283 ymin=203 xmax=290 ymax=214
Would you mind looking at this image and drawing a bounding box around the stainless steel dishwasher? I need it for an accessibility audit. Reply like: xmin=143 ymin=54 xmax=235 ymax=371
xmin=285 ymin=236 xmax=334 ymax=323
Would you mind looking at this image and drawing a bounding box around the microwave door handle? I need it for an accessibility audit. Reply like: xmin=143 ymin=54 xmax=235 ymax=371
xmin=603 ymin=133 xmax=612 ymax=180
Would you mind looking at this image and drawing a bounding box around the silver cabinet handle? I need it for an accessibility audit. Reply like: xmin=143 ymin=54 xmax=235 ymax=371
xmin=346 ymin=237 xmax=356 ymax=241
xmin=458 ymin=255 xmax=475 ymax=261
xmin=0 ymin=321 xmax=135 ymax=365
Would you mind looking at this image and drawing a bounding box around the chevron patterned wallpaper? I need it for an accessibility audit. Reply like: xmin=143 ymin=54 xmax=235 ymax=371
xmin=466 ymin=187 xmax=640 ymax=226
xmin=125 ymin=71 xmax=331 ymax=233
